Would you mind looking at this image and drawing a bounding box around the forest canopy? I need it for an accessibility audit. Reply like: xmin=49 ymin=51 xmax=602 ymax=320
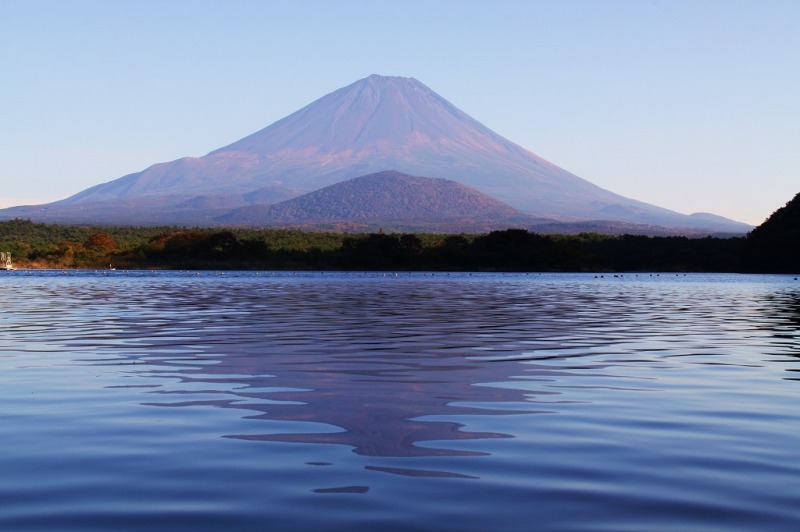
xmin=2 ymin=218 xmax=789 ymax=273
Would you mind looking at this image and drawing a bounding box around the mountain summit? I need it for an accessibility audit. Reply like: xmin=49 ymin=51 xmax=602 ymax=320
xmin=2 ymin=75 xmax=749 ymax=232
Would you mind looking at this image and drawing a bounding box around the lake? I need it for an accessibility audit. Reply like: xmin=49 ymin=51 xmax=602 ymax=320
xmin=1 ymin=271 xmax=799 ymax=530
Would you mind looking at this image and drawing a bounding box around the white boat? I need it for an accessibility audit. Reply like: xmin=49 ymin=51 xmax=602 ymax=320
xmin=1 ymin=251 xmax=14 ymax=271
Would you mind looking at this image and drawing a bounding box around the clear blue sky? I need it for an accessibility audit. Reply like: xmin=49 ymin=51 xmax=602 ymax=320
xmin=1 ymin=0 xmax=797 ymax=225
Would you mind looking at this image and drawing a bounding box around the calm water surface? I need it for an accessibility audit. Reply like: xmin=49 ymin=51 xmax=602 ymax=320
xmin=1 ymin=271 xmax=799 ymax=530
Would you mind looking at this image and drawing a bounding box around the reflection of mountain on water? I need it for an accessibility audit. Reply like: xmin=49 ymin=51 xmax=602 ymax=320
xmin=218 ymin=351 xmax=549 ymax=456
xmin=122 ymin=278 xmax=554 ymax=457
xmin=73 ymin=272 xmax=800 ymax=460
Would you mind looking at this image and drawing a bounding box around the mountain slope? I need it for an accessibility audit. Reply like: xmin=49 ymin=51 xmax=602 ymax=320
xmin=59 ymin=75 xmax=612 ymax=214
xmin=1 ymin=74 xmax=750 ymax=232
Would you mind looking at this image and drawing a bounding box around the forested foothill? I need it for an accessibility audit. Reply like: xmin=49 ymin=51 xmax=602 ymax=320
xmin=1 ymin=205 xmax=796 ymax=273
xmin=742 ymin=192 xmax=800 ymax=273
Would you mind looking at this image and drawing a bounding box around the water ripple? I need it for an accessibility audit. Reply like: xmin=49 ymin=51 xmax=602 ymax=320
xmin=1 ymin=271 xmax=799 ymax=530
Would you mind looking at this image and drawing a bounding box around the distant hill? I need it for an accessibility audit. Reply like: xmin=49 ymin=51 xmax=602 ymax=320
xmin=744 ymin=192 xmax=800 ymax=273
xmin=217 ymin=171 xmax=546 ymax=233
xmin=215 ymin=170 xmax=739 ymax=236
xmin=0 ymin=74 xmax=750 ymax=234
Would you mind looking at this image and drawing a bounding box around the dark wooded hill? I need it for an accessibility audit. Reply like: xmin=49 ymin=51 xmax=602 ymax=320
xmin=744 ymin=192 xmax=800 ymax=273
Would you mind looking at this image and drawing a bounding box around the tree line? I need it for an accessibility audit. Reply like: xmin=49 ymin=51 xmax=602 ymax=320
xmin=2 ymin=218 xmax=795 ymax=273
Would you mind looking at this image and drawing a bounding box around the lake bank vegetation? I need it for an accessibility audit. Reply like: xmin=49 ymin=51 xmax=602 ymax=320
xmin=1 ymin=217 xmax=794 ymax=273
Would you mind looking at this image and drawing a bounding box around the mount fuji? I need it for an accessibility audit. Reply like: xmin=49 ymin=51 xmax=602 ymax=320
xmin=1 ymin=74 xmax=750 ymax=233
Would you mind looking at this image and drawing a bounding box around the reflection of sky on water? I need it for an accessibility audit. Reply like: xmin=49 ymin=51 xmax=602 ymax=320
xmin=53 ymin=273 xmax=793 ymax=459
xmin=121 ymin=281 xmax=563 ymax=457
xmin=4 ymin=272 xmax=800 ymax=529
xmin=6 ymin=272 xmax=799 ymax=460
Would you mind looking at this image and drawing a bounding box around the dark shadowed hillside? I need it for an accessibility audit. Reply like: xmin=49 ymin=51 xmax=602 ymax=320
xmin=744 ymin=192 xmax=800 ymax=273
